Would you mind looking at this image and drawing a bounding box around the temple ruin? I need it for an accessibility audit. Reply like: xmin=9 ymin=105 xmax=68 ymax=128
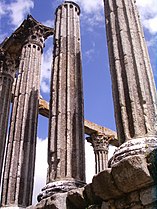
xmin=0 ymin=0 xmax=157 ymax=209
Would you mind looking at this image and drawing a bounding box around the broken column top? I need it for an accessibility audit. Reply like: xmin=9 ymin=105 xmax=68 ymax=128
xmin=1 ymin=15 xmax=54 ymax=60
xmin=56 ymin=1 xmax=81 ymax=14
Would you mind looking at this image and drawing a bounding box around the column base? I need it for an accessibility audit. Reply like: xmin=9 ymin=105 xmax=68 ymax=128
xmin=109 ymin=136 xmax=157 ymax=166
xmin=37 ymin=179 xmax=86 ymax=202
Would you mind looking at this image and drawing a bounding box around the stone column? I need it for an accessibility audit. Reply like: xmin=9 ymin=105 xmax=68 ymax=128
xmin=1 ymin=23 xmax=52 ymax=208
xmin=104 ymin=0 xmax=157 ymax=163
xmin=87 ymin=134 xmax=109 ymax=174
xmin=0 ymin=49 xmax=15 ymax=182
xmin=38 ymin=1 xmax=85 ymax=201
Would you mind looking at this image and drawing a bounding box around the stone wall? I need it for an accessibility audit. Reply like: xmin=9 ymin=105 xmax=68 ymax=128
xmin=54 ymin=151 xmax=157 ymax=209
xmin=101 ymin=185 xmax=157 ymax=209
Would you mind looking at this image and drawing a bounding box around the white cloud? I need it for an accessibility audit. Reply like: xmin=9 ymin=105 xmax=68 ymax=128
xmin=85 ymin=141 xmax=116 ymax=183
xmin=73 ymin=0 xmax=157 ymax=34
xmin=0 ymin=0 xmax=34 ymax=29
xmin=7 ymin=0 xmax=34 ymax=27
xmin=136 ymin=0 xmax=157 ymax=34
xmin=143 ymin=16 xmax=157 ymax=34
xmin=136 ymin=0 xmax=157 ymax=17
xmin=108 ymin=145 xmax=116 ymax=159
xmin=33 ymin=137 xmax=48 ymax=204
xmin=0 ymin=0 xmax=34 ymax=43
xmin=40 ymin=80 xmax=50 ymax=94
xmin=146 ymin=35 xmax=157 ymax=48
xmin=136 ymin=0 xmax=157 ymax=77
xmin=60 ymin=0 xmax=104 ymax=29
xmin=0 ymin=2 xmax=7 ymax=16
xmin=42 ymin=19 xmax=54 ymax=28
xmin=33 ymin=137 xmax=116 ymax=204
xmin=56 ymin=0 xmax=103 ymax=14
xmin=85 ymin=48 xmax=95 ymax=60
xmin=85 ymin=42 xmax=96 ymax=62
xmin=85 ymin=140 xmax=95 ymax=183
xmin=75 ymin=0 xmax=103 ymax=14
xmin=82 ymin=12 xmax=104 ymax=30
xmin=40 ymin=44 xmax=53 ymax=94
xmin=32 ymin=138 xmax=96 ymax=202
xmin=0 ymin=2 xmax=8 ymax=43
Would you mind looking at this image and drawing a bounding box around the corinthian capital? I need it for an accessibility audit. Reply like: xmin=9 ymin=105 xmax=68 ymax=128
xmin=24 ymin=26 xmax=45 ymax=49
xmin=87 ymin=133 xmax=114 ymax=153
xmin=0 ymin=48 xmax=15 ymax=79
xmin=22 ymin=15 xmax=54 ymax=50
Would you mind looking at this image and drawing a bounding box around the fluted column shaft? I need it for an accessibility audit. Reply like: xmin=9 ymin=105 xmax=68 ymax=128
xmin=0 ymin=49 xmax=15 ymax=182
xmin=104 ymin=0 xmax=157 ymax=144
xmin=48 ymin=1 xmax=85 ymax=183
xmin=87 ymin=134 xmax=109 ymax=174
xmin=1 ymin=31 xmax=44 ymax=207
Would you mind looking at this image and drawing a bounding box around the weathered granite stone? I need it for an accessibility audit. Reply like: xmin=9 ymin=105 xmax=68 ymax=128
xmin=1 ymin=207 xmax=27 ymax=209
xmin=102 ymin=200 xmax=116 ymax=209
xmin=27 ymin=205 xmax=36 ymax=209
xmin=143 ymin=203 xmax=157 ymax=209
xmin=67 ymin=187 xmax=87 ymax=209
xmin=36 ymin=193 xmax=68 ymax=209
xmin=127 ymin=191 xmax=140 ymax=204
xmin=38 ymin=2 xmax=85 ymax=204
xmin=38 ymin=180 xmax=85 ymax=202
xmin=109 ymin=137 xmax=157 ymax=166
xmin=97 ymin=183 xmax=157 ymax=209
xmin=47 ymin=0 xmax=85 ymax=185
xmin=103 ymin=0 xmax=157 ymax=206
xmin=1 ymin=0 xmax=157 ymax=207
xmin=111 ymin=155 xmax=153 ymax=193
xmin=146 ymin=149 xmax=157 ymax=183
xmin=140 ymin=186 xmax=157 ymax=206
xmin=0 ymin=48 xmax=15 ymax=183
xmin=87 ymin=134 xmax=110 ymax=173
xmin=1 ymin=16 xmax=53 ymax=208
xmin=104 ymin=0 xmax=157 ymax=144
xmin=101 ymin=202 xmax=109 ymax=209
xmin=88 ymin=206 xmax=101 ymax=209
xmin=92 ymin=169 xmax=123 ymax=201
xmin=84 ymin=183 xmax=102 ymax=206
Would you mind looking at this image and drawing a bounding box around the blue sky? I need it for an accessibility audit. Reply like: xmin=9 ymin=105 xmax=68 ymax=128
xmin=0 ymin=0 xmax=157 ymax=204
xmin=1 ymin=0 xmax=157 ymax=136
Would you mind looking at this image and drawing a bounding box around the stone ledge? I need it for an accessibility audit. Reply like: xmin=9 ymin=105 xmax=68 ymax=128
xmin=109 ymin=137 xmax=157 ymax=166
xmin=37 ymin=180 xmax=85 ymax=202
